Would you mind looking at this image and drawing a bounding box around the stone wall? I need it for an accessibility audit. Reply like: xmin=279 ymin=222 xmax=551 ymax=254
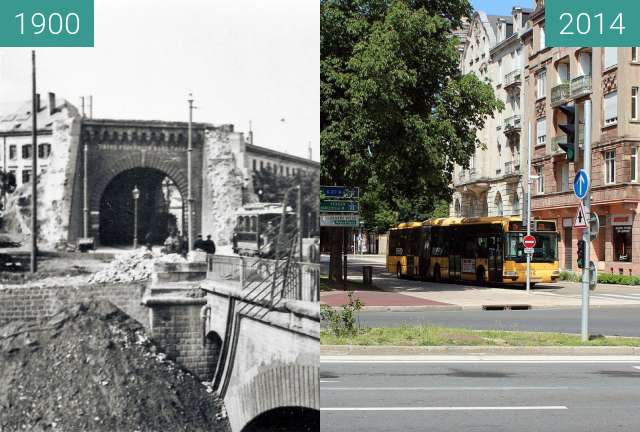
xmin=147 ymin=300 xmax=220 ymax=381
xmin=0 ymin=282 xmax=147 ymax=327
xmin=201 ymin=128 xmax=254 ymax=246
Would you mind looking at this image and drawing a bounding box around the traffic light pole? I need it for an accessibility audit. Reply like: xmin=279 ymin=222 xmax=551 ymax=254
xmin=526 ymin=122 xmax=532 ymax=293
xmin=581 ymin=100 xmax=592 ymax=342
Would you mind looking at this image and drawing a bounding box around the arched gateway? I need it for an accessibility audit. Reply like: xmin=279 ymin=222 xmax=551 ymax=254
xmin=76 ymin=119 xmax=205 ymax=246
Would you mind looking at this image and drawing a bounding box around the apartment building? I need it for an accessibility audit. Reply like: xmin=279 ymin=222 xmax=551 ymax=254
xmin=451 ymin=8 xmax=531 ymax=218
xmin=523 ymin=0 xmax=640 ymax=274
xmin=0 ymin=93 xmax=76 ymax=189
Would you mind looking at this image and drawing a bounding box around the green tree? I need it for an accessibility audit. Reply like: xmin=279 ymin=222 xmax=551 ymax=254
xmin=321 ymin=0 xmax=503 ymax=280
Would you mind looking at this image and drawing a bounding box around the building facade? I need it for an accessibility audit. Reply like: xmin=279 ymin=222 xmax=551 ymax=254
xmin=523 ymin=0 xmax=640 ymax=274
xmin=451 ymin=8 xmax=531 ymax=219
xmin=0 ymin=94 xmax=319 ymax=249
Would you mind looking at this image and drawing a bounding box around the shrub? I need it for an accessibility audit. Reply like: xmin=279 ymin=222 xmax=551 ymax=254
xmin=320 ymin=291 xmax=364 ymax=337
xmin=597 ymin=273 xmax=640 ymax=285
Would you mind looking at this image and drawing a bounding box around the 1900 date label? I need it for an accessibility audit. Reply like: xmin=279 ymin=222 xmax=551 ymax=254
xmin=0 ymin=0 xmax=93 ymax=47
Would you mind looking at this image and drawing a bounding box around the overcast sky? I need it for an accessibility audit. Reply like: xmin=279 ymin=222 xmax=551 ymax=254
xmin=0 ymin=0 xmax=319 ymax=161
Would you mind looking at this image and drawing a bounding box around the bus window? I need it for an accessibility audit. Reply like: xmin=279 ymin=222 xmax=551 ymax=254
xmin=476 ymin=237 xmax=488 ymax=259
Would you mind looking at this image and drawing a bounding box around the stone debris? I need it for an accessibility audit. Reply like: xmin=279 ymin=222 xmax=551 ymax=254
xmin=0 ymin=300 xmax=230 ymax=432
xmin=88 ymin=249 xmax=186 ymax=284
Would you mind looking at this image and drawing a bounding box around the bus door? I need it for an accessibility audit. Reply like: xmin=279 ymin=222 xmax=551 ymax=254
xmin=419 ymin=227 xmax=431 ymax=279
xmin=487 ymin=235 xmax=503 ymax=282
xmin=448 ymin=227 xmax=462 ymax=280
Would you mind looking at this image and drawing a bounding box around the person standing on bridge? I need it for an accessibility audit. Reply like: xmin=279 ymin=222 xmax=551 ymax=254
xmin=204 ymin=234 xmax=216 ymax=255
xmin=193 ymin=234 xmax=206 ymax=251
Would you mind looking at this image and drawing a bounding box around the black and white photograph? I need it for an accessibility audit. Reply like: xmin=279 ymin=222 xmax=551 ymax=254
xmin=0 ymin=1 xmax=319 ymax=431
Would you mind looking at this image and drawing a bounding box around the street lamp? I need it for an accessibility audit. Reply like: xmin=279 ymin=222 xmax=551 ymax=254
xmin=132 ymin=185 xmax=140 ymax=248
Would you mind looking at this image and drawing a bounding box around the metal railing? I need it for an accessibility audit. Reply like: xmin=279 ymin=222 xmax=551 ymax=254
xmin=550 ymin=82 xmax=570 ymax=107
xmin=570 ymin=75 xmax=592 ymax=98
xmin=503 ymin=115 xmax=522 ymax=131
xmin=504 ymin=161 xmax=520 ymax=175
xmin=207 ymin=255 xmax=319 ymax=304
xmin=504 ymin=69 xmax=521 ymax=87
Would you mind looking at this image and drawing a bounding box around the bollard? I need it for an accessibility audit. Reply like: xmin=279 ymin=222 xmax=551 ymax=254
xmin=363 ymin=266 xmax=372 ymax=286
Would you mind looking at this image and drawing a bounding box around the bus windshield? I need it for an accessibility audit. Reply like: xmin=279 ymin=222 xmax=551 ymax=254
xmin=505 ymin=232 xmax=558 ymax=263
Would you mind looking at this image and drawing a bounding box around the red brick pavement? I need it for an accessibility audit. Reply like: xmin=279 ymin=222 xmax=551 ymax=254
xmin=321 ymin=290 xmax=451 ymax=307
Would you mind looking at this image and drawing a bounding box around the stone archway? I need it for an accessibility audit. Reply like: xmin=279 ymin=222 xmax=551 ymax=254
xmin=78 ymin=120 xmax=205 ymax=247
xmin=98 ymin=167 xmax=184 ymax=246
xmin=241 ymin=407 xmax=319 ymax=432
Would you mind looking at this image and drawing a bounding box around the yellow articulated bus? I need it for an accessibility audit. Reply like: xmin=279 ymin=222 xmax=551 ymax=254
xmin=387 ymin=216 xmax=560 ymax=286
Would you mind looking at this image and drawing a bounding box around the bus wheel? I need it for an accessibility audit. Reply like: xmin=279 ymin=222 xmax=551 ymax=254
xmin=476 ymin=267 xmax=485 ymax=284
xmin=433 ymin=266 xmax=441 ymax=282
xmin=396 ymin=263 xmax=402 ymax=279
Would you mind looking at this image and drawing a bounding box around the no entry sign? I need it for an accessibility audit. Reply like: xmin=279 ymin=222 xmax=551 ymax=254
xmin=523 ymin=235 xmax=536 ymax=249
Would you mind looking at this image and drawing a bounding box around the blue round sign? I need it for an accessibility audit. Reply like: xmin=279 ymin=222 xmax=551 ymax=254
xmin=573 ymin=169 xmax=589 ymax=200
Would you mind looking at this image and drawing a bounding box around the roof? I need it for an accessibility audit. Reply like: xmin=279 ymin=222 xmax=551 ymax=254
xmin=246 ymin=143 xmax=320 ymax=167
xmin=236 ymin=202 xmax=293 ymax=215
xmin=0 ymin=97 xmax=77 ymax=134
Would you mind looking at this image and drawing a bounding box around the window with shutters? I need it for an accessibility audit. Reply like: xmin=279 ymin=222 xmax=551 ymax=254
xmin=631 ymin=147 xmax=638 ymax=183
xmin=604 ymin=91 xmax=618 ymax=126
xmin=536 ymin=117 xmax=546 ymax=145
xmin=604 ymin=47 xmax=617 ymax=69
xmin=604 ymin=150 xmax=616 ymax=184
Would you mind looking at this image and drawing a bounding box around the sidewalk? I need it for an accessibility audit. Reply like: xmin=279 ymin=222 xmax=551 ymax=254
xmin=321 ymin=274 xmax=640 ymax=311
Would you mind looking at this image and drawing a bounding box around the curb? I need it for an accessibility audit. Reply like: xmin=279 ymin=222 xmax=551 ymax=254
xmin=321 ymin=344 xmax=640 ymax=356
xmin=320 ymin=303 xmax=640 ymax=312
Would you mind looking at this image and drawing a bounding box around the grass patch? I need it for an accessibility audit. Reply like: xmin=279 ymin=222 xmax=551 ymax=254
xmin=320 ymin=325 xmax=640 ymax=347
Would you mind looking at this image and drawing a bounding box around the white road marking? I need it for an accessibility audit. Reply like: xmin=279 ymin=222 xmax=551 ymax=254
xmin=321 ymin=386 xmax=568 ymax=391
xmin=320 ymin=380 xmax=340 ymax=383
xmin=321 ymin=355 xmax=640 ymax=364
xmin=633 ymin=366 xmax=640 ymax=370
xmin=321 ymin=406 xmax=568 ymax=411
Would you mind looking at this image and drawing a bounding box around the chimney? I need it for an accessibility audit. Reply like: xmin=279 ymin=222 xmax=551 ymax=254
xmin=48 ymin=92 xmax=56 ymax=115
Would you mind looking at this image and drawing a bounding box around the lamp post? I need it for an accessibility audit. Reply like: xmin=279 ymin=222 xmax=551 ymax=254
xmin=132 ymin=185 xmax=140 ymax=248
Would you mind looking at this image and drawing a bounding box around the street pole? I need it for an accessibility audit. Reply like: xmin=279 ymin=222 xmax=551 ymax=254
xmin=132 ymin=185 xmax=140 ymax=249
xmin=83 ymin=139 xmax=89 ymax=239
xmin=526 ymin=121 xmax=532 ymax=293
xmin=187 ymin=94 xmax=194 ymax=253
xmin=581 ymin=99 xmax=592 ymax=342
xmin=30 ymin=51 xmax=38 ymax=273
xmin=297 ymin=185 xmax=303 ymax=262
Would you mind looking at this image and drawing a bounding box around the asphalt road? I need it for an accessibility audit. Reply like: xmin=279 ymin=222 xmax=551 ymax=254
xmin=353 ymin=307 xmax=640 ymax=337
xmin=321 ymin=357 xmax=640 ymax=432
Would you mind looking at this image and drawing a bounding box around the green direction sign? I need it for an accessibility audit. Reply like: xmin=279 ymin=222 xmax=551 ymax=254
xmin=320 ymin=200 xmax=359 ymax=212
xmin=320 ymin=214 xmax=360 ymax=227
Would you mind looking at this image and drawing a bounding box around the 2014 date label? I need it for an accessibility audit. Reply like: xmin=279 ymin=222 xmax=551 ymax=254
xmin=547 ymin=0 xmax=640 ymax=47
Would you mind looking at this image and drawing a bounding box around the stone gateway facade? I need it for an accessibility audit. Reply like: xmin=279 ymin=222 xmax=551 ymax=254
xmin=0 ymin=95 xmax=319 ymax=250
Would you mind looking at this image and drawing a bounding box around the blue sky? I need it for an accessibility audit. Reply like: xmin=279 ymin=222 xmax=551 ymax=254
xmin=471 ymin=0 xmax=534 ymax=16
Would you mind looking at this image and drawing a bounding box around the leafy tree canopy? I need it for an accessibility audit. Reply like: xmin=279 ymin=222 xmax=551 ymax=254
xmin=321 ymin=0 xmax=503 ymax=231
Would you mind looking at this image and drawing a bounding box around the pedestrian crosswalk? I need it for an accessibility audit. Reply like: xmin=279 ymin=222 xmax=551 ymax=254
xmin=536 ymin=290 xmax=640 ymax=303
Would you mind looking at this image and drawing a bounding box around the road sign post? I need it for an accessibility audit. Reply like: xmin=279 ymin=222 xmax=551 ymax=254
xmin=580 ymin=100 xmax=592 ymax=342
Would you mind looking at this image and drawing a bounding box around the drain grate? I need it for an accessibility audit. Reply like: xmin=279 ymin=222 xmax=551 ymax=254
xmin=482 ymin=304 xmax=531 ymax=311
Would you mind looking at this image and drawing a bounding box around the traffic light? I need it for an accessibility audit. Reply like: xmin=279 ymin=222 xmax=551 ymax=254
xmin=558 ymin=104 xmax=576 ymax=162
xmin=577 ymin=239 xmax=586 ymax=269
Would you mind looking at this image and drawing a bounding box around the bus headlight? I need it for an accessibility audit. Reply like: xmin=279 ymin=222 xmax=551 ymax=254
xmin=551 ymin=270 xmax=560 ymax=277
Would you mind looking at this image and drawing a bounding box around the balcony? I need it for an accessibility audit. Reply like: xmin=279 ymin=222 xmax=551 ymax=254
xmin=504 ymin=161 xmax=520 ymax=182
xmin=570 ymin=75 xmax=592 ymax=99
xmin=503 ymin=69 xmax=521 ymax=89
xmin=503 ymin=115 xmax=522 ymax=134
xmin=550 ymin=82 xmax=570 ymax=107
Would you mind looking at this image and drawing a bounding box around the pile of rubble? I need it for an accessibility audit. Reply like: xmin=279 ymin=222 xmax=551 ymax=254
xmin=89 ymin=249 xmax=186 ymax=284
xmin=0 ymin=300 xmax=229 ymax=432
